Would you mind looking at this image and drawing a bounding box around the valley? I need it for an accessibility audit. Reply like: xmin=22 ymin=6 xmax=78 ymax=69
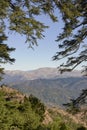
xmin=1 ymin=68 xmax=87 ymax=107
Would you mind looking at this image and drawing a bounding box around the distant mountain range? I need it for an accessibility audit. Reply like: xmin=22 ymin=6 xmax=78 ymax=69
xmin=1 ymin=67 xmax=87 ymax=107
xmin=2 ymin=67 xmax=82 ymax=81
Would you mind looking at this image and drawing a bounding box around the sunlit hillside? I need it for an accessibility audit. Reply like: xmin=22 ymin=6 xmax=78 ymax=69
xmin=0 ymin=85 xmax=87 ymax=130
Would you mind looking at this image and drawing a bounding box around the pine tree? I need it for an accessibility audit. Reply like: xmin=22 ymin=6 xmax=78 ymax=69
xmin=0 ymin=34 xmax=15 ymax=80
xmin=53 ymin=0 xmax=87 ymax=74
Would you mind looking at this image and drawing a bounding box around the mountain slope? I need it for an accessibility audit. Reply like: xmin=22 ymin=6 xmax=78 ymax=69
xmin=0 ymin=85 xmax=45 ymax=130
xmin=0 ymin=85 xmax=87 ymax=130
xmin=1 ymin=68 xmax=87 ymax=106
xmin=2 ymin=77 xmax=87 ymax=107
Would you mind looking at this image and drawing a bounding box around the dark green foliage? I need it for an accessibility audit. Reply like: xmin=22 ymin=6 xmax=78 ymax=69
xmin=0 ymin=35 xmax=15 ymax=80
xmin=29 ymin=94 xmax=46 ymax=121
xmin=53 ymin=0 xmax=87 ymax=74
xmin=59 ymin=123 xmax=67 ymax=130
xmin=47 ymin=118 xmax=72 ymax=130
xmin=77 ymin=126 xmax=86 ymax=130
xmin=0 ymin=0 xmax=57 ymax=47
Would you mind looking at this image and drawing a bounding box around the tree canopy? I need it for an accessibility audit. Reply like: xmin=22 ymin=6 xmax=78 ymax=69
xmin=53 ymin=0 xmax=87 ymax=74
xmin=0 ymin=0 xmax=87 ymax=77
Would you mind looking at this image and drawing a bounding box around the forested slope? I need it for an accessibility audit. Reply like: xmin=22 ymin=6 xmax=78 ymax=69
xmin=0 ymin=85 xmax=87 ymax=130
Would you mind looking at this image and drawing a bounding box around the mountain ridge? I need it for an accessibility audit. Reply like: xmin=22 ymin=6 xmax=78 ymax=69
xmin=1 ymin=68 xmax=86 ymax=107
xmin=3 ymin=67 xmax=82 ymax=82
xmin=9 ymin=77 xmax=87 ymax=106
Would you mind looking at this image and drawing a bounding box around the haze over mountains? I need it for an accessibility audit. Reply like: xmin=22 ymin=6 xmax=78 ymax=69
xmin=3 ymin=67 xmax=82 ymax=81
xmin=1 ymin=67 xmax=87 ymax=107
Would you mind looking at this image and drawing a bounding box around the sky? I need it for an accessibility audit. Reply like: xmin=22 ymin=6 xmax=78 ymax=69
xmin=3 ymin=14 xmax=65 ymax=71
xmin=2 ymin=12 xmax=85 ymax=71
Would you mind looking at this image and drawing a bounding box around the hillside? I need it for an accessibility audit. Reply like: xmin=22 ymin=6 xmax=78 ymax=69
xmin=0 ymin=85 xmax=87 ymax=130
xmin=1 ymin=68 xmax=87 ymax=106
xmin=0 ymin=85 xmax=45 ymax=130
xmin=8 ymin=77 xmax=87 ymax=106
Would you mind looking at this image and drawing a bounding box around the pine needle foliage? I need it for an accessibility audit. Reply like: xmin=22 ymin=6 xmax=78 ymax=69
xmin=53 ymin=0 xmax=87 ymax=74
